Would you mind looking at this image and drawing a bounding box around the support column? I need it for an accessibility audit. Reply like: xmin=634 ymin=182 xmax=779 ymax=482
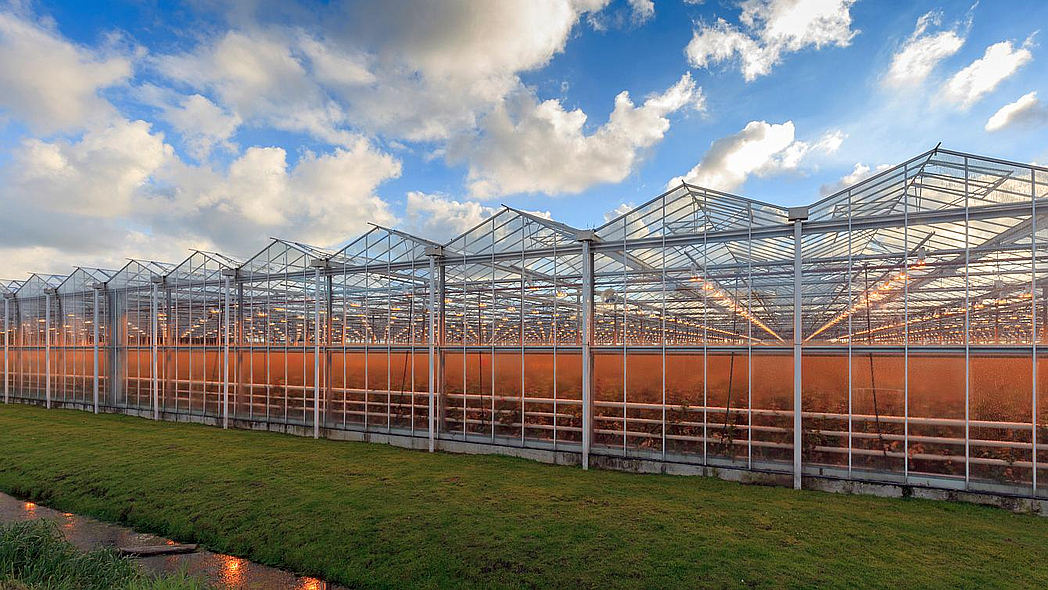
xmin=45 ymin=288 xmax=54 ymax=409
xmin=1031 ymin=171 xmax=1038 ymax=493
xmin=222 ymin=271 xmax=233 ymax=429
xmin=437 ymin=260 xmax=447 ymax=436
xmin=150 ymin=278 xmax=161 ymax=420
xmin=310 ymin=259 xmax=328 ymax=440
xmin=3 ymin=295 xmax=9 ymax=406
xmin=92 ymin=283 xmax=103 ymax=414
xmin=3 ymin=294 xmax=9 ymax=404
xmin=109 ymin=289 xmax=125 ymax=407
xmin=324 ymin=274 xmax=333 ymax=429
xmin=425 ymin=246 xmax=443 ymax=452
xmin=788 ymin=207 xmax=808 ymax=490
xmin=578 ymin=230 xmax=598 ymax=470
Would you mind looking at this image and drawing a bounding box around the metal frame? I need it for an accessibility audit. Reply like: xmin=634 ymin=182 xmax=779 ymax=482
xmin=4 ymin=146 xmax=1047 ymax=499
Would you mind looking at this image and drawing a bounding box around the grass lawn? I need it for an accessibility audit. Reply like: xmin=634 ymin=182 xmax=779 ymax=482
xmin=0 ymin=404 xmax=1045 ymax=589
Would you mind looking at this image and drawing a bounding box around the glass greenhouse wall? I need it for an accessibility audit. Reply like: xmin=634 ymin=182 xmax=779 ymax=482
xmin=3 ymin=147 xmax=1047 ymax=499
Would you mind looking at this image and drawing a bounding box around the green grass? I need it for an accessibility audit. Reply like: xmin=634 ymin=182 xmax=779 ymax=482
xmin=0 ymin=404 xmax=1046 ymax=589
xmin=0 ymin=519 xmax=210 ymax=590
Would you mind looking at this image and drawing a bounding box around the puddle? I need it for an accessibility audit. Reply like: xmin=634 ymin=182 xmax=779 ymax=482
xmin=0 ymin=492 xmax=341 ymax=589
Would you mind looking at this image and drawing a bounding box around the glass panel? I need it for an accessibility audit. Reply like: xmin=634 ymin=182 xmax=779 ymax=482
xmin=969 ymin=354 xmax=1032 ymax=487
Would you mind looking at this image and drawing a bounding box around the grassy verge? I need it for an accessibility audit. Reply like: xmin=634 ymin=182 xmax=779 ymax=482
xmin=0 ymin=519 xmax=209 ymax=590
xmin=0 ymin=404 xmax=1046 ymax=589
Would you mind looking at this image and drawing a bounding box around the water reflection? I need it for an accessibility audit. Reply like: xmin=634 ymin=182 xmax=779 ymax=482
xmin=221 ymin=555 xmax=244 ymax=586
xmin=0 ymin=493 xmax=342 ymax=589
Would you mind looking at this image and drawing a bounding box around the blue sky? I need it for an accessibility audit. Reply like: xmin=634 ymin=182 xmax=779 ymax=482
xmin=0 ymin=0 xmax=1045 ymax=275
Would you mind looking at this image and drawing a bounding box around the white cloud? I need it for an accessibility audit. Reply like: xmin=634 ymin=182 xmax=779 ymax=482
xmin=588 ymin=0 xmax=654 ymax=30
xmin=0 ymin=119 xmax=178 ymax=274
xmin=985 ymin=91 xmax=1048 ymax=132
xmin=450 ymin=73 xmax=702 ymax=198
xmin=670 ymin=120 xmax=842 ymax=191
xmin=819 ymin=162 xmax=891 ymax=196
xmin=324 ymin=0 xmax=610 ymax=142
xmin=296 ymin=35 xmax=374 ymax=89
xmin=942 ymin=38 xmax=1033 ymax=108
xmin=10 ymin=119 xmax=172 ymax=217
xmin=158 ymin=93 xmax=241 ymax=160
xmin=2 ymin=1 xmax=661 ymax=275
xmin=404 ymin=192 xmax=498 ymax=241
xmin=0 ymin=116 xmax=402 ymax=274
xmin=152 ymin=140 xmax=400 ymax=252
xmin=627 ymin=0 xmax=655 ymax=24
xmin=153 ymin=1 xmax=613 ymax=146
xmin=604 ymin=202 xmax=636 ymax=223
xmin=686 ymin=0 xmax=857 ymax=81
xmin=155 ymin=29 xmax=359 ymax=146
xmin=884 ymin=10 xmax=967 ymax=87
xmin=0 ymin=11 xmax=132 ymax=133
xmin=345 ymin=0 xmax=607 ymax=83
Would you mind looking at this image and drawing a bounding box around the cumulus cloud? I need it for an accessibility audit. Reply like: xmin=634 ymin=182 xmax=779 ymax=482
xmin=403 ymin=192 xmax=499 ymax=241
xmin=884 ymin=10 xmax=968 ymax=87
xmin=139 ymin=89 xmax=242 ymax=160
xmin=9 ymin=119 xmax=171 ymax=217
xmin=0 ymin=0 xmax=697 ymax=274
xmin=296 ymin=35 xmax=374 ymax=89
xmin=450 ymin=73 xmax=702 ymax=198
xmin=941 ymin=37 xmax=1033 ymax=107
xmin=985 ymin=91 xmax=1048 ymax=132
xmin=321 ymin=0 xmax=610 ymax=142
xmin=0 ymin=11 xmax=132 ymax=133
xmin=150 ymin=140 xmax=400 ymax=253
xmin=0 ymin=118 xmax=175 ymax=273
xmin=819 ymin=162 xmax=891 ymax=196
xmin=686 ymin=0 xmax=857 ymax=81
xmin=603 ymin=202 xmax=636 ymax=223
xmin=590 ymin=0 xmax=654 ymax=29
xmin=627 ymin=0 xmax=655 ymax=24
xmin=670 ymin=120 xmax=843 ymax=191
xmin=344 ymin=0 xmax=606 ymax=83
xmin=0 ymin=116 xmax=401 ymax=275
xmin=155 ymin=29 xmax=360 ymax=146
xmin=139 ymin=1 xmax=689 ymax=203
xmin=148 ymin=1 xmax=627 ymax=152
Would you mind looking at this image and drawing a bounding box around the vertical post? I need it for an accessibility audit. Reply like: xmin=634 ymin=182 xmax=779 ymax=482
xmin=702 ymin=200 xmax=708 ymax=466
xmin=3 ymin=295 xmax=8 ymax=404
xmin=747 ymin=205 xmax=754 ymax=469
xmin=222 ymin=274 xmax=231 ymax=429
xmin=578 ymin=231 xmax=597 ymax=470
xmin=92 ymin=285 xmax=101 ymax=414
xmin=902 ymin=165 xmax=909 ymax=481
xmin=151 ymin=280 xmax=160 ymax=420
xmin=324 ymin=274 xmax=333 ymax=431
xmin=236 ymin=281 xmax=245 ymax=421
xmin=1032 ymin=170 xmax=1038 ymax=493
xmin=425 ymin=247 xmax=443 ymax=452
xmin=553 ymin=241 xmax=559 ymax=449
xmin=789 ymin=207 xmax=807 ymax=490
xmin=661 ymin=197 xmax=667 ymax=460
xmin=964 ymin=157 xmax=970 ymax=486
xmin=45 ymin=289 xmax=52 ymax=409
xmin=310 ymin=259 xmax=328 ymax=440
xmin=438 ymin=263 xmax=447 ymax=435
xmin=846 ymin=191 xmax=853 ymax=476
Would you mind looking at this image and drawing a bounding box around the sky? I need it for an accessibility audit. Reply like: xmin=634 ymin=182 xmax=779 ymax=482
xmin=0 ymin=0 xmax=1046 ymax=277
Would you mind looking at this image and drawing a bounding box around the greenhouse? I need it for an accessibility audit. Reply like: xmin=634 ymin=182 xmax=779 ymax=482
xmin=2 ymin=146 xmax=1047 ymax=499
